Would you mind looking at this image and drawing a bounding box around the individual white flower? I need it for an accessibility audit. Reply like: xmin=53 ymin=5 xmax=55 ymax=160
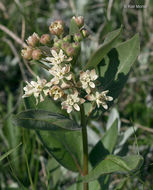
xmin=80 ymin=69 xmax=98 ymax=94
xmin=46 ymin=49 xmax=72 ymax=65
xmin=61 ymin=90 xmax=85 ymax=113
xmin=86 ymin=90 xmax=113 ymax=109
xmin=22 ymin=76 xmax=47 ymax=104
xmin=48 ymin=86 xmax=64 ymax=100
xmin=49 ymin=64 xmax=72 ymax=87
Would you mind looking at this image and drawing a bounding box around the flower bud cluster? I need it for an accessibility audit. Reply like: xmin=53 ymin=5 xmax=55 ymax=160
xmin=22 ymin=17 xmax=113 ymax=114
xmin=21 ymin=32 xmax=51 ymax=60
xmin=21 ymin=16 xmax=88 ymax=61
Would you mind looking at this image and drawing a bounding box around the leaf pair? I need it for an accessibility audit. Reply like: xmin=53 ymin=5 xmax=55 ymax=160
xmin=13 ymin=110 xmax=143 ymax=182
xmin=85 ymin=120 xmax=143 ymax=183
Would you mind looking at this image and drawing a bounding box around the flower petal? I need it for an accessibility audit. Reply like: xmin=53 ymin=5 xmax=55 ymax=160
xmin=86 ymin=87 xmax=91 ymax=94
xmin=89 ymin=82 xmax=95 ymax=88
xmin=67 ymin=106 xmax=73 ymax=113
xmin=86 ymin=94 xmax=95 ymax=101
xmin=80 ymin=98 xmax=85 ymax=104
xmin=90 ymin=69 xmax=98 ymax=80
xmin=66 ymin=74 xmax=72 ymax=80
xmin=74 ymin=104 xmax=80 ymax=111
xmin=102 ymin=102 xmax=108 ymax=109
xmin=51 ymin=49 xmax=58 ymax=58
xmin=107 ymin=96 xmax=113 ymax=101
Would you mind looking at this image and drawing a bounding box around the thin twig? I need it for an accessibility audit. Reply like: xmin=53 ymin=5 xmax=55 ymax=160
xmin=137 ymin=10 xmax=143 ymax=32
xmin=0 ymin=24 xmax=27 ymax=47
xmin=87 ymin=3 xmax=105 ymax=10
xmin=20 ymin=16 xmax=37 ymax=78
xmin=21 ymin=17 xmax=26 ymax=41
xmin=2 ymin=38 xmax=27 ymax=81
xmin=40 ymin=156 xmax=48 ymax=187
xmin=0 ymin=2 xmax=9 ymax=19
xmin=121 ymin=118 xmax=153 ymax=134
xmin=107 ymin=0 xmax=113 ymax=21
xmin=69 ymin=0 xmax=76 ymax=14
xmin=135 ymin=124 xmax=153 ymax=134
xmin=143 ymin=0 xmax=149 ymax=23
xmin=23 ymin=60 xmax=37 ymax=78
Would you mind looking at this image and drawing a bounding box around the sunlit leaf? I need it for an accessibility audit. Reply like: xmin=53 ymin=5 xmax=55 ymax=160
xmin=98 ymin=34 xmax=140 ymax=100
xmin=84 ymin=27 xmax=122 ymax=69
xmin=90 ymin=119 xmax=118 ymax=166
xmin=13 ymin=109 xmax=80 ymax=131
xmin=84 ymin=155 xmax=143 ymax=182
xmin=14 ymin=98 xmax=84 ymax=172
xmin=89 ymin=120 xmax=118 ymax=189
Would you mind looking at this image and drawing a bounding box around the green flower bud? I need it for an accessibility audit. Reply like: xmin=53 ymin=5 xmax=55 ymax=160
xmin=72 ymin=42 xmax=81 ymax=50
xmin=72 ymin=16 xmax=84 ymax=28
xmin=65 ymin=46 xmax=75 ymax=57
xmin=49 ymin=20 xmax=64 ymax=36
xmin=21 ymin=47 xmax=33 ymax=60
xmin=53 ymin=39 xmax=63 ymax=48
xmin=26 ymin=32 xmax=40 ymax=47
xmin=51 ymin=46 xmax=60 ymax=53
xmin=40 ymin=34 xmax=51 ymax=45
xmin=74 ymin=33 xmax=83 ymax=42
xmin=32 ymin=49 xmax=42 ymax=60
xmin=61 ymin=42 xmax=70 ymax=51
xmin=63 ymin=35 xmax=71 ymax=42
xmin=81 ymin=29 xmax=89 ymax=38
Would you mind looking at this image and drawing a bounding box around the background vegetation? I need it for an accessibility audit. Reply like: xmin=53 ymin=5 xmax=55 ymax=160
xmin=0 ymin=0 xmax=153 ymax=189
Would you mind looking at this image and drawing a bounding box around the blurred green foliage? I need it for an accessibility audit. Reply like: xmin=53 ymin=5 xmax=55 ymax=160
xmin=0 ymin=0 xmax=153 ymax=189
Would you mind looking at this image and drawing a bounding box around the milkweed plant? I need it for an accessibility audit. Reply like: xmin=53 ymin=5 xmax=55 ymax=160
xmin=13 ymin=16 xmax=144 ymax=190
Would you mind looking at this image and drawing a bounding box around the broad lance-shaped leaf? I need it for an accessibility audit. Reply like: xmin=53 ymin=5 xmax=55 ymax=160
xmin=98 ymin=33 xmax=140 ymax=99
xmin=24 ymin=95 xmax=68 ymax=116
xmin=13 ymin=109 xmax=80 ymax=131
xmin=83 ymin=154 xmax=144 ymax=182
xmin=15 ymin=97 xmax=83 ymax=172
xmin=37 ymin=130 xmax=83 ymax=172
xmin=67 ymin=175 xmax=100 ymax=190
xmin=89 ymin=119 xmax=118 ymax=189
xmin=84 ymin=27 xmax=122 ymax=69
xmin=90 ymin=119 xmax=118 ymax=167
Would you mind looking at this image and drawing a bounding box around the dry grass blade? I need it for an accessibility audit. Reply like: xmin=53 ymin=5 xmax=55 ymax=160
xmin=2 ymin=38 xmax=27 ymax=81
xmin=0 ymin=24 xmax=27 ymax=47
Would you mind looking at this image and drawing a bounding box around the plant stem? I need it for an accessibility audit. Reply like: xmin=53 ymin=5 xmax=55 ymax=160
xmin=80 ymin=105 xmax=89 ymax=190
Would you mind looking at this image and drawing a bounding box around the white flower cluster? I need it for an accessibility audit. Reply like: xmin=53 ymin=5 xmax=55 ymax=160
xmin=22 ymin=49 xmax=113 ymax=113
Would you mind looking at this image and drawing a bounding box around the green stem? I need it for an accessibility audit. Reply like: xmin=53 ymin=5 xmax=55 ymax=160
xmin=80 ymin=105 xmax=89 ymax=190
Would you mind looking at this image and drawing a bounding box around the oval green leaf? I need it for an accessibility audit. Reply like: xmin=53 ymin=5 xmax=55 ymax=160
xmin=98 ymin=33 xmax=140 ymax=100
xmin=89 ymin=119 xmax=118 ymax=189
xmin=84 ymin=27 xmax=122 ymax=69
xmin=37 ymin=130 xmax=83 ymax=172
xmin=24 ymin=95 xmax=68 ymax=116
xmin=90 ymin=119 xmax=118 ymax=167
xmin=19 ymin=97 xmax=83 ymax=172
xmin=13 ymin=109 xmax=80 ymax=131
xmin=84 ymin=154 xmax=143 ymax=182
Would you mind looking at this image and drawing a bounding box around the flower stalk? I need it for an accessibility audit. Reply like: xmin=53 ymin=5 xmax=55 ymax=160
xmin=80 ymin=104 xmax=89 ymax=190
